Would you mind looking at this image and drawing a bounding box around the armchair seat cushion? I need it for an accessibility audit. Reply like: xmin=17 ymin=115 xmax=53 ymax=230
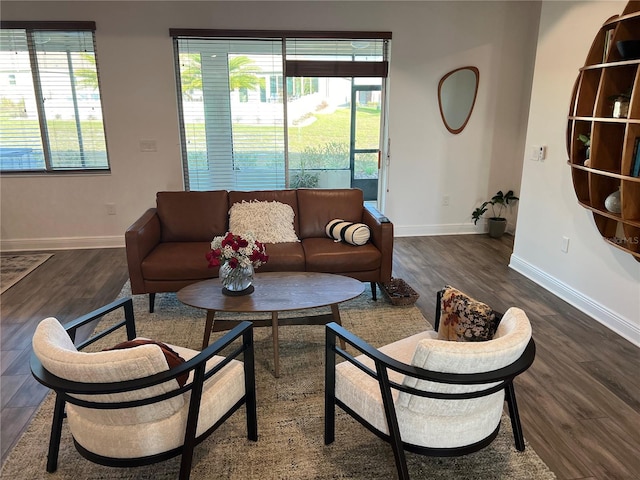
xmin=69 ymin=346 xmax=245 ymax=459
xmin=335 ymin=331 xmax=432 ymax=437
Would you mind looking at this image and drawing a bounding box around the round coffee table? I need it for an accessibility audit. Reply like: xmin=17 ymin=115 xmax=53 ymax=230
xmin=177 ymin=272 xmax=365 ymax=377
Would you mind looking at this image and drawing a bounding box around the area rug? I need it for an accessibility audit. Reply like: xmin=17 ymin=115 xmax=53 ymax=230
xmin=0 ymin=253 xmax=53 ymax=294
xmin=1 ymin=283 xmax=556 ymax=479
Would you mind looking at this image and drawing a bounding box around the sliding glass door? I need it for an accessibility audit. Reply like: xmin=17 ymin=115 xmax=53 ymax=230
xmin=173 ymin=31 xmax=390 ymax=203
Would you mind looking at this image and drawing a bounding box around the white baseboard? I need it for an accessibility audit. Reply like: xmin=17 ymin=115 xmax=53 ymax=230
xmin=509 ymin=254 xmax=639 ymax=347
xmin=0 ymin=235 xmax=125 ymax=251
xmin=394 ymin=223 xmax=480 ymax=237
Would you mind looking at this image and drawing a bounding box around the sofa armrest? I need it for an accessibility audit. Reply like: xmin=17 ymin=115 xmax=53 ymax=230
xmin=362 ymin=205 xmax=394 ymax=283
xmin=125 ymin=208 xmax=161 ymax=294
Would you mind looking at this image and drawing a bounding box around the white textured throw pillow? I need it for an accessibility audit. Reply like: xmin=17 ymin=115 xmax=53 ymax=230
xmin=229 ymin=200 xmax=300 ymax=243
xmin=326 ymin=219 xmax=371 ymax=246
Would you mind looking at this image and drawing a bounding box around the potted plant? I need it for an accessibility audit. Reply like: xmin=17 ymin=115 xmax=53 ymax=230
xmin=471 ymin=190 xmax=519 ymax=238
xmin=578 ymin=133 xmax=590 ymax=164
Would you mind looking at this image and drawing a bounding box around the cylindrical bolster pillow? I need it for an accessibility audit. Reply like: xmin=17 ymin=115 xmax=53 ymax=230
xmin=326 ymin=219 xmax=371 ymax=246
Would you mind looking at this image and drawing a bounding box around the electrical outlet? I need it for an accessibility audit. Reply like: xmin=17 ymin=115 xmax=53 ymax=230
xmin=537 ymin=145 xmax=547 ymax=161
xmin=442 ymin=195 xmax=450 ymax=207
xmin=106 ymin=203 xmax=116 ymax=215
xmin=561 ymin=236 xmax=570 ymax=253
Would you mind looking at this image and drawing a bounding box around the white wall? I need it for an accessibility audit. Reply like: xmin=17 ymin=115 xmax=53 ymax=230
xmin=513 ymin=1 xmax=640 ymax=345
xmin=0 ymin=0 xmax=540 ymax=249
xmin=2 ymin=1 xmax=636 ymax=344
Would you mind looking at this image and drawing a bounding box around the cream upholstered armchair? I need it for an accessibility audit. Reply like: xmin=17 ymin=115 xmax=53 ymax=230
xmin=31 ymin=297 xmax=257 ymax=480
xmin=324 ymin=305 xmax=535 ymax=480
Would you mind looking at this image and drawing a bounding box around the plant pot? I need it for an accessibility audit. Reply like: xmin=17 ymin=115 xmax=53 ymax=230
xmin=488 ymin=218 xmax=507 ymax=238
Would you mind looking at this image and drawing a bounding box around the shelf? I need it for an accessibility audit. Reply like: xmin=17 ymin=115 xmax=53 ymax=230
xmin=580 ymin=201 xmax=640 ymax=227
xmin=569 ymin=116 xmax=639 ymax=123
xmin=567 ymin=2 xmax=640 ymax=261
xmin=582 ymin=59 xmax=640 ymax=70
xmin=568 ymin=161 xmax=640 ymax=182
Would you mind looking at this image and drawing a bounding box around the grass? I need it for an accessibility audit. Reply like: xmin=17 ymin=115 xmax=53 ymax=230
xmin=185 ymin=106 xmax=380 ymax=173
xmin=0 ymin=118 xmax=107 ymax=151
xmin=1 ymin=106 xmax=380 ymax=173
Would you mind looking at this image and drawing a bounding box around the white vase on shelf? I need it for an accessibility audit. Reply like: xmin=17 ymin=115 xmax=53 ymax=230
xmin=604 ymin=187 xmax=621 ymax=214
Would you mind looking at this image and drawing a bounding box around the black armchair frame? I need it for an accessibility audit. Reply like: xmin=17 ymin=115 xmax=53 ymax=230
xmin=325 ymin=321 xmax=535 ymax=480
xmin=30 ymin=297 xmax=257 ymax=480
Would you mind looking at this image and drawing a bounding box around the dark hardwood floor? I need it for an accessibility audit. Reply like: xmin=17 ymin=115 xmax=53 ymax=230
xmin=1 ymin=238 xmax=638 ymax=479
xmin=1 ymin=248 xmax=129 ymax=464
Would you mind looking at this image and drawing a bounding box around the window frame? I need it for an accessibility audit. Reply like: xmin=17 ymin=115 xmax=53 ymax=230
xmin=171 ymin=29 xmax=391 ymax=192
xmin=0 ymin=21 xmax=110 ymax=174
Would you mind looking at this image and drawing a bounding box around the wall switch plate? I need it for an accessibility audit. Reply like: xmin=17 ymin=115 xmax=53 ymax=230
xmin=530 ymin=146 xmax=540 ymax=161
xmin=106 ymin=203 xmax=116 ymax=215
xmin=442 ymin=195 xmax=450 ymax=206
xmin=139 ymin=140 xmax=157 ymax=152
xmin=561 ymin=236 xmax=570 ymax=253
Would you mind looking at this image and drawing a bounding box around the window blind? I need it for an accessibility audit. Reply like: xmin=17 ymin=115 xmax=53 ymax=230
xmin=0 ymin=22 xmax=108 ymax=172
xmin=175 ymin=38 xmax=285 ymax=191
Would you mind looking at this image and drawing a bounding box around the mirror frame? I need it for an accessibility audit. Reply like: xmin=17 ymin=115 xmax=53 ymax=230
xmin=437 ymin=66 xmax=480 ymax=135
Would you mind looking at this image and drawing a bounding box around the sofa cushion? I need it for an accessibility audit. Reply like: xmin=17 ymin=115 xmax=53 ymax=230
xmin=229 ymin=190 xmax=300 ymax=237
xmin=229 ymin=200 xmax=299 ymax=243
xmin=251 ymin=242 xmax=306 ymax=272
xmin=297 ymin=189 xmax=364 ymax=238
xmin=302 ymin=237 xmax=381 ymax=273
xmin=157 ymin=191 xmax=229 ymax=243
xmin=141 ymin=242 xmax=215 ymax=281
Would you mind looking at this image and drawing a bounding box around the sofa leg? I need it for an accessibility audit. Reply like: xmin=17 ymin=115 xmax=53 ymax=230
xmin=370 ymin=282 xmax=377 ymax=301
xmin=149 ymin=293 xmax=156 ymax=313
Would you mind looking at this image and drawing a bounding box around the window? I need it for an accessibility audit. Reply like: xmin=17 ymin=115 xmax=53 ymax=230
xmin=0 ymin=22 xmax=108 ymax=172
xmin=171 ymin=30 xmax=390 ymax=194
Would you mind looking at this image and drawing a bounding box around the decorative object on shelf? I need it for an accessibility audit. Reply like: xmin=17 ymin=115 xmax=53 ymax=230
xmin=206 ymin=232 xmax=268 ymax=296
xmin=616 ymin=40 xmax=640 ymax=60
xmin=605 ymin=187 xmax=622 ymax=214
xmin=611 ymin=93 xmax=630 ymax=118
xmin=567 ymin=1 xmax=640 ymax=262
xmin=471 ymin=190 xmax=519 ymax=238
xmin=603 ymin=29 xmax=615 ymax=61
xmin=631 ymin=137 xmax=640 ymax=177
xmin=438 ymin=66 xmax=479 ymax=134
xmin=578 ymin=133 xmax=591 ymax=161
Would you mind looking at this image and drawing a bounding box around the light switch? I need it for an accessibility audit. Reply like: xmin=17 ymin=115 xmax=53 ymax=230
xmin=140 ymin=140 xmax=157 ymax=152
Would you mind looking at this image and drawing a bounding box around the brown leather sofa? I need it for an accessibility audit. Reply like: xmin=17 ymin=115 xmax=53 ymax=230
xmin=125 ymin=188 xmax=394 ymax=312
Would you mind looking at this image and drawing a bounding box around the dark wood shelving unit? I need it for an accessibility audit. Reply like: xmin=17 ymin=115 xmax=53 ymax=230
xmin=567 ymin=1 xmax=640 ymax=261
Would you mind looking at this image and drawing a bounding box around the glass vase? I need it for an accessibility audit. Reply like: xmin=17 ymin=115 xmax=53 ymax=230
xmin=219 ymin=262 xmax=254 ymax=295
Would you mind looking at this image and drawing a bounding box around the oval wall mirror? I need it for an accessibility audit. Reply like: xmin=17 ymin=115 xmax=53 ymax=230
xmin=438 ymin=66 xmax=479 ymax=134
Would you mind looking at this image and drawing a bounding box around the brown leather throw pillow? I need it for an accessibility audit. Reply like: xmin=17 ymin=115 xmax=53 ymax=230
xmin=105 ymin=339 xmax=188 ymax=387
